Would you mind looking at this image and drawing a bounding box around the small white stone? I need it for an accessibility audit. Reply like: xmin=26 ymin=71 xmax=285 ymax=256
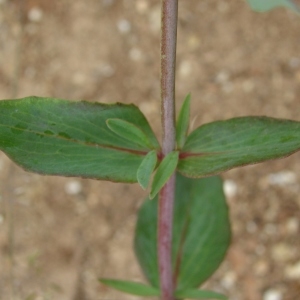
xmin=178 ymin=60 xmax=192 ymax=78
xmin=223 ymin=180 xmax=238 ymax=198
xmin=95 ymin=64 xmax=115 ymax=78
xmin=285 ymin=261 xmax=300 ymax=279
xmin=263 ymin=289 xmax=282 ymax=300
xmin=215 ymin=70 xmax=230 ymax=84
xmin=136 ymin=0 xmax=148 ymax=13
xmin=117 ymin=19 xmax=131 ymax=34
xmin=129 ymin=48 xmax=143 ymax=61
xmin=271 ymin=243 xmax=295 ymax=262
xmin=0 ymin=214 xmax=4 ymax=225
xmin=285 ymin=218 xmax=299 ymax=235
xmin=65 ymin=180 xmax=82 ymax=195
xmin=72 ymin=72 xmax=86 ymax=85
xmin=267 ymin=171 xmax=297 ymax=186
xmin=221 ymin=271 xmax=236 ymax=289
xmin=28 ymin=7 xmax=43 ymax=23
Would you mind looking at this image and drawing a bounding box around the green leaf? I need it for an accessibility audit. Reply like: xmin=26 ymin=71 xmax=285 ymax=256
xmin=99 ymin=279 xmax=160 ymax=297
xmin=137 ymin=150 xmax=158 ymax=189
xmin=175 ymin=288 xmax=228 ymax=300
xmin=178 ymin=117 xmax=300 ymax=178
xmin=244 ymin=0 xmax=300 ymax=12
xmin=0 ymin=96 xmax=159 ymax=183
xmin=106 ymin=118 xmax=159 ymax=149
xmin=176 ymin=94 xmax=191 ymax=149
xmin=150 ymin=151 xmax=179 ymax=199
xmin=134 ymin=173 xmax=230 ymax=290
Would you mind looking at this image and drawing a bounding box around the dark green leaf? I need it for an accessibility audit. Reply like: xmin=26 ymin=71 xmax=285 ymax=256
xmin=134 ymin=173 xmax=230 ymax=290
xmin=150 ymin=151 xmax=179 ymax=199
xmin=99 ymin=279 xmax=160 ymax=297
xmin=178 ymin=117 xmax=300 ymax=178
xmin=106 ymin=118 xmax=159 ymax=149
xmin=137 ymin=150 xmax=158 ymax=190
xmin=175 ymin=288 xmax=228 ymax=300
xmin=176 ymin=94 xmax=191 ymax=149
xmin=244 ymin=0 xmax=300 ymax=12
xmin=0 ymin=96 xmax=159 ymax=183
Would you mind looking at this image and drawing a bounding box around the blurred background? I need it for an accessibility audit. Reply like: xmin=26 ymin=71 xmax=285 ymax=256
xmin=0 ymin=0 xmax=300 ymax=299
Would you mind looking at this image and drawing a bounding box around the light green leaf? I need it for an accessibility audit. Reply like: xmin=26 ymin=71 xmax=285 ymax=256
xmin=99 ymin=279 xmax=160 ymax=297
xmin=137 ymin=150 xmax=158 ymax=190
xmin=175 ymin=288 xmax=228 ymax=300
xmin=244 ymin=0 xmax=300 ymax=12
xmin=134 ymin=173 xmax=230 ymax=289
xmin=0 ymin=96 xmax=159 ymax=183
xmin=150 ymin=151 xmax=179 ymax=199
xmin=106 ymin=118 xmax=159 ymax=149
xmin=178 ymin=117 xmax=300 ymax=178
xmin=176 ymin=94 xmax=191 ymax=149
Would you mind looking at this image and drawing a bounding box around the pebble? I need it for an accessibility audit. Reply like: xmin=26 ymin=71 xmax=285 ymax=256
xmin=285 ymin=261 xmax=300 ymax=279
xmin=267 ymin=171 xmax=297 ymax=186
xmin=223 ymin=179 xmax=238 ymax=198
xmin=178 ymin=60 xmax=192 ymax=78
xmin=65 ymin=180 xmax=82 ymax=195
xmin=28 ymin=7 xmax=43 ymax=23
xmin=263 ymin=289 xmax=282 ymax=300
xmin=271 ymin=243 xmax=295 ymax=262
xmin=135 ymin=0 xmax=149 ymax=13
xmin=285 ymin=217 xmax=299 ymax=235
xmin=215 ymin=70 xmax=230 ymax=84
xmin=129 ymin=47 xmax=143 ymax=61
xmin=221 ymin=271 xmax=236 ymax=289
xmin=0 ymin=214 xmax=3 ymax=225
xmin=117 ymin=19 xmax=131 ymax=34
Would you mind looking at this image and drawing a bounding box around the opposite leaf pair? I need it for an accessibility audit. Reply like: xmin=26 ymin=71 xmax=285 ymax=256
xmin=1 ymin=96 xmax=300 ymax=197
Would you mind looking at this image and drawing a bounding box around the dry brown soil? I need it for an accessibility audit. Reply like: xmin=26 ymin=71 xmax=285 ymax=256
xmin=0 ymin=1 xmax=300 ymax=300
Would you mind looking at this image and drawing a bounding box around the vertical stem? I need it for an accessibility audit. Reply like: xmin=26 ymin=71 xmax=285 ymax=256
xmin=158 ymin=1 xmax=178 ymax=300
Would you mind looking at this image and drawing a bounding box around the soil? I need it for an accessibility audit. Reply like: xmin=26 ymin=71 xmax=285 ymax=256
xmin=0 ymin=1 xmax=300 ymax=300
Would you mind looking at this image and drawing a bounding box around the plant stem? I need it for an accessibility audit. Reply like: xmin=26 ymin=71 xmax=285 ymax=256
xmin=158 ymin=0 xmax=178 ymax=300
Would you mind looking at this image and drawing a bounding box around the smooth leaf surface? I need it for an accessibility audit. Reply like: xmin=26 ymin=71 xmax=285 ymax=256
xmin=106 ymin=118 xmax=158 ymax=149
xmin=137 ymin=150 xmax=158 ymax=189
xmin=176 ymin=94 xmax=191 ymax=149
xmin=150 ymin=151 xmax=179 ymax=199
xmin=245 ymin=0 xmax=300 ymax=12
xmin=178 ymin=117 xmax=300 ymax=178
xmin=134 ymin=173 xmax=230 ymax=290
xmin=99 ymin=279 xmax=160 ymax=297
xmin=0 ymin=97 xmax=159 ymax=182
xmin=175 ymin=288 xmax=228 ymax=300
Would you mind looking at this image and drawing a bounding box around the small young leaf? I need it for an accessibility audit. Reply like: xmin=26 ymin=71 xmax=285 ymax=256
xmin=176 ymin=94 xmax=191 ymax=149
xmin=99 ymin=279 xmax=160 ymax=297
xmin=137 ymin=150 xmax=158 ymax=189
xmin=175 ymin=288 xmax=228 ymax=300
xmin=244 ymin=0 xmax=300 ymax=13
xmin=178 ymin=117 xmax=300 ymax=178
xmin=149 ymin=151 xmax=179 ymax=199
xmin=106 ymin=118 xmax=158 ymax=150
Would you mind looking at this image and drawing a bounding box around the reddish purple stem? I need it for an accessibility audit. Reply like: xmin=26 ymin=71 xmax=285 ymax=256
xmin=158 ymin=0 xmax=178 ymax=300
